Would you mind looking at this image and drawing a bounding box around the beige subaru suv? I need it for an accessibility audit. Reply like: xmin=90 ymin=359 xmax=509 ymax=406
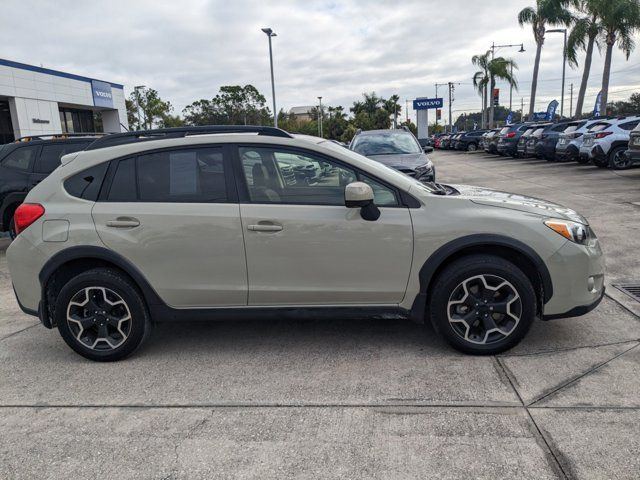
xmin=7 ymin=126 xmax=605 ymax=361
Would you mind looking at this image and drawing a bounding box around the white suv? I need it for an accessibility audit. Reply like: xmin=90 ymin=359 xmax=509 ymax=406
xmin=7 ymin=126 xmax=605 ymax=361
xmin=579 ymin=116 xmax=640 ymax=169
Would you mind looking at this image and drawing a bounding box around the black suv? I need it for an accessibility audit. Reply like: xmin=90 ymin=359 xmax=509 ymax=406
xmin=496 ymin=124 xmax=531 ymax=157
xmin=454 ymin=130 xmax=488 ymax=152
xmin=0 ymin=135 xmax=100 ymax=236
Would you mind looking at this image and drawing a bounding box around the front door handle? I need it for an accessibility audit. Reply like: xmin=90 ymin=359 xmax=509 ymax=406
xmin=247 ymin=223 xmax=283 ymax=232
xmin=106 ymin=217 xmax=140 ymax=228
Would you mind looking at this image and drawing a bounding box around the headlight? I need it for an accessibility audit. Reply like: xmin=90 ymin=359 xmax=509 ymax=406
xmin=415 ymin=163 xmax=433 ymax=173
xmin=544 ymin=219 xmax=594 ymax=245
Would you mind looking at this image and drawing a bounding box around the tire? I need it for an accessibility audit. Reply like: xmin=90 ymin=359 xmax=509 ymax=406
xmin=55 ymin=268 xmax=151 ymax=361
xmin=428 ymin=254 xmax=536 ymax=355
xmin=608 ymin=146 xmax=631 ymax=170
xmin=8 ymin=215 xmax=16 ymax=240
xmin=467 ymin=143 xmax=477 ymax=152
xmin=576 ymin=155 xmax=589 ymax=164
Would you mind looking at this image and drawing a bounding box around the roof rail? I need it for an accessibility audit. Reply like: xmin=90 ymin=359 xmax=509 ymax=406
xmin=14 ymin=132 xmax=105 ymax=143
xmin=85 ymin=125 xmax=293 ymax=151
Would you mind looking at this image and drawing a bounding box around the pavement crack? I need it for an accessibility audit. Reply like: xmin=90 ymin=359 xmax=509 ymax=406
xmin=498 ymin=339 xmax=640 ymax=358
xmin=0 ymin=323 xmax=39 ymax=342
xmin=527 ymin=342 xmax=640 ymax=407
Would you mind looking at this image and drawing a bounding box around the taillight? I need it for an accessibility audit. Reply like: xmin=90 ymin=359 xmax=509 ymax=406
xmin=13 ymin=203 xmax=45 ymax=235
xmin=594 ymin=132 xmax=613 ymax=139
xmin=506 ymin=132 xmax=516 ymax=138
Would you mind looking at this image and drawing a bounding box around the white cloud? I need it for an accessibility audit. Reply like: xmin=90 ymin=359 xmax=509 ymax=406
xmin=2 ymin=0 xmax=639 ymax=123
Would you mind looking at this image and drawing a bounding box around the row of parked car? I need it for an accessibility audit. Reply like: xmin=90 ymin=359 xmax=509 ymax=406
xmin=433 ymin=116 xmax=640 ymax=170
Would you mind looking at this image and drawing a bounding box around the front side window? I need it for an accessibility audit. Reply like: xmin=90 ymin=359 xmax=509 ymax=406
xmin=351 ymin=132 xmax=422 ymax=156
xmin=241 ymin=146 xmax=356 ymax=205
xmin=2 ymin=146 xmax=38 ymax=171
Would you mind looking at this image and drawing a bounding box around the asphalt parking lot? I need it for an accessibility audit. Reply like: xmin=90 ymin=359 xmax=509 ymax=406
xmin=1 ymin=150 xmax=639 ymax=479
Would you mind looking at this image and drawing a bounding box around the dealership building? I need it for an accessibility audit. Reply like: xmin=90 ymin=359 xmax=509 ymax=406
xmin=0 ymin=59 xmax=128 ymax=144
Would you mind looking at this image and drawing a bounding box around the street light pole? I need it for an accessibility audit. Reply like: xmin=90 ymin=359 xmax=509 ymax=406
xmin=133 ymin=85 xmax=145 ymax=130
xmin=317 ymin=96 xmax=323 ymax=138
xmin=489 ymin=43 xmax=525 ymax=117
xmin=547 ymin=29 xmax=567 ymax=118
xmin=261 ymin=28 xmax=278 ymax=128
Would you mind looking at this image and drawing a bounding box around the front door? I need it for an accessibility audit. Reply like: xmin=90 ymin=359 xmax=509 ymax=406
xmin=235 ymin=145 xmax=413 ymax=306
xmin=92 ymin=145 xmax=247 ymax=308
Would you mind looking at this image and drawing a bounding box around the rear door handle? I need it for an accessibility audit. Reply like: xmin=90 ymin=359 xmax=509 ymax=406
xmin=247 ymin=223 xmax=283 ymax=232
xmin=106 ymin=217 xmax=140 ymax=228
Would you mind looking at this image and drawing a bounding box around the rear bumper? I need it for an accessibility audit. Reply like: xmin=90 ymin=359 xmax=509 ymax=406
xmin=625 ymin=149 xmax=640 ymax=165
xmin=497 ymin=141 xmax=517 ymax=155
xmin=555 ymin=144 xmax=578 ymax=160
xmin=591 ymin=145 xmax=607 ymax=162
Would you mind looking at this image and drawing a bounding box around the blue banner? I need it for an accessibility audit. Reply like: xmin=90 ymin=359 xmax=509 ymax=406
xmin=413 ymin=98 xmax=444 ymax=110
xmin=91 ymin=80 xmax=114 ymax=108
xmin=506 ymin=112 xmax=514 ymax=125
xmin=546 ymin=100 xmax=559 ymax=121
xmin=594 ymin=91 xmax=602 ymax=116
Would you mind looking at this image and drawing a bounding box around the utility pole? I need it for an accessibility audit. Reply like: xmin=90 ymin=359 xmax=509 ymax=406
xmin=261 ymin=28 xmax=278 ymax=128
xmin=405 ymin=99 xmax=409 ymax=122
xmin=435 ymin=83 xmax=448 ymax=128
xmin=448 ymin=82 xmax=453 ymax=133
xmin=521 ymin=97 xmax=524 ymax=121
xmin=570 ymin=83 xmax=574 ymax=118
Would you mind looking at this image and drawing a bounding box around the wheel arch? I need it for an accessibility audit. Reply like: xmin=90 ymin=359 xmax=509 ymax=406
xmin=0 ymin=192 xmax=27 ymax=231
xmin=39 ymin=246 xmax=163 ymax=328
xmin=410 ymin=234 xmax=553 ymax=322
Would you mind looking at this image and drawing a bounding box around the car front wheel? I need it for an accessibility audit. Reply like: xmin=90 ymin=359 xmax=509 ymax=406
xmin=55 ymin=268 xmax=151 ymax=361
xmin=428 ymin=254 xmax=536 ymax=355
xmin=467 ymin=143 xmax=477 ymax=152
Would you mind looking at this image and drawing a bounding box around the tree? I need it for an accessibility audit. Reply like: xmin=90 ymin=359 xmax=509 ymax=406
xmin=125 ymin=99 xmax=138 ymax=129
xmin=472 ymin=52 xmax=491 ymax=128
xmin=518 ymin=0 xmax=576 ymax=117
xmin=182 ymin=85 xmax=272 ymax=126
xmin=128 ymin=87 xmax=175 ymax=130
xmin=567 ymin=0 xmax=605 ymax=116
xmin=595 ymin=0 xmax=640 ymax=114
xmin=350 ymin=92 xmax=392 ymax=130
xmin=488 ymin=57 xmax=518 ymax=128
xmin=383 ymin=95 xmax=402 ymax=128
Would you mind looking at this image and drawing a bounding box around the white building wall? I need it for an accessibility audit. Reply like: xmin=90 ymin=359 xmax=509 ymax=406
xmin=0 ymin=63 xmax=127 ymax=138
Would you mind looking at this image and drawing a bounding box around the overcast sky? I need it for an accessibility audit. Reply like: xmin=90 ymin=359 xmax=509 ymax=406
xmin=2 ymin=0 xmax=639 ymax=122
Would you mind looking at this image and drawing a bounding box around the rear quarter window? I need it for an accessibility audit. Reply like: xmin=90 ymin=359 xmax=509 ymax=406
xmin=64 ymin=162 xmax=109 ymax=201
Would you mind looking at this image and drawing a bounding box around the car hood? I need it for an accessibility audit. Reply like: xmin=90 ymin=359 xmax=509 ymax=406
xmin=365 ymin=153 xmax=431 ymax=169
xmin=452 ymin=184 xmax=588 ymax=224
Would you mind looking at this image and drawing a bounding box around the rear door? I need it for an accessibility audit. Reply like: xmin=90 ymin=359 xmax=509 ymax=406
xmin=234 ymin=144 xmax=414 ymax=306
xmin=92 ymin=145 xmax=248 ymax=308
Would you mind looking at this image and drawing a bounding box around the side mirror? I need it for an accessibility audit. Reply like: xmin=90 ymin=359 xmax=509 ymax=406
xmin=423 ymin=146 xmax=434 ymax=153
xmin=345 ymin=182 xmax=380 ymax=221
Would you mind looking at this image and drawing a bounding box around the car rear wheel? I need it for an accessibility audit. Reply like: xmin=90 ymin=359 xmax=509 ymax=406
xmin=467 ymin=143 xmax=477 ymax=152
xmin=428 ymin=254 xmax=536 ymax=355
xmin=55 ymin=268 xmax=151 ymax=361
xmin=608 ymin=146 xmax=631 ymax=170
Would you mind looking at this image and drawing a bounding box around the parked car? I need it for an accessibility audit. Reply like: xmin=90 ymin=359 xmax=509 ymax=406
xmin=7 ymin=125 xmax=604 ymax=361
xmin=440 ymin=134 xmax=454 ymax=150
xmin=624 ymin=123 xmax=640 ymax=167
xmin=496 ymin=124 xmax=531 ymax=157
xmin=455 ymin=130 xmax=488 ymax=152
xmin=524 ymin=124 xmax=552 ymax=158
xmin=555 ymin=120 xmax=595 ymax=163
xmin=534 ymin=122 xmax=573 ymax=161
xmin=483 ymin=129 xmax=502 ymax=154
xmin=350 ymin=128 xmax=435 ymax=182
xmin=579 ymin=116 xmax=640 ymax=169
xmin=516 ymin=126 xmax=538 ymax=158
xmin=0 ymin=134 xmax=101 ymax=237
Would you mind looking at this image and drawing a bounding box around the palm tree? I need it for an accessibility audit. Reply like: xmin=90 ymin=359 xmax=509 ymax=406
xmin=383 ymin=94 xmax=402 ymax=128
xmin=518 ymin=0 xmax=576 ymax=118
xmin=567 ymin=0 xmax=605 ymax=117
xmin=488 ymin=58 xmax=519 ymax=128
xmin=472 ymin=52 xmax=491 ymax=128
xmin=595 ymin=0 xmax=640 ymax=114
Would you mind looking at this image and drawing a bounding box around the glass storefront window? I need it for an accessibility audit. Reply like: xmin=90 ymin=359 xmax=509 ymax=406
xmin=58 ymin=108 xmax=100 ymax=134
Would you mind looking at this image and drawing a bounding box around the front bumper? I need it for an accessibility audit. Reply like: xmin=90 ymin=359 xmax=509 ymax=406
xmin=542 ymin=238 xmax=606 ymax=319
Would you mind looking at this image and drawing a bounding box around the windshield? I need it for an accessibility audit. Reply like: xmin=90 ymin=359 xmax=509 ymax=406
xmin=351 ymin=131 xmax=422 ymax=156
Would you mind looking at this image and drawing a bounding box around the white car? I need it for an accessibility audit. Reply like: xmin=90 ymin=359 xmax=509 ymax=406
xmin=579 ymin=116 xmax=640 ymax=169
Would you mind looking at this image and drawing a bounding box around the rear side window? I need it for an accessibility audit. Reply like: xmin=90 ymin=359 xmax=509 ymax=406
xmin=137 ymin=148 xmax=227 ymax=202
xmin=35 ymin=142 xmax=89 ymax=174
xmin=619 ymin=120 xmax=640 ymax=131
xmin=589 ymin=123 xmax=610 ymax=132
xmin=108 ymin=158 xmax=136 ymax=202
xmin=64 ymin=162 xmax=109 ymax=201
xmin=1 ymin=146 xmax=38 ymax=171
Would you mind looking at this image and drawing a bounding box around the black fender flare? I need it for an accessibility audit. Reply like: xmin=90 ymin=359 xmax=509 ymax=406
xmin=410 ymin=234 xmax=553 ymax=322
xmin=609 ymin=141 xmax=629 ymax=154
xmin=39 ymin=246 xmax=165 ymax=327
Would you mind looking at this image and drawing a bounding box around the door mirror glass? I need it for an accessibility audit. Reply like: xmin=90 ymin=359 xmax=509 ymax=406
xmin=422 ymin=146 xmax=434 ymax=153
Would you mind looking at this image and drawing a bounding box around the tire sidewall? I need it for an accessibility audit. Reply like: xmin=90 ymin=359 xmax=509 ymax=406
xmin=429 ymin=257 xmax=536 ymax=355
xmin=56 ymin=269 xmax=149 ymax=361
xmin=609 ymin=147 xmax=629 ymax=170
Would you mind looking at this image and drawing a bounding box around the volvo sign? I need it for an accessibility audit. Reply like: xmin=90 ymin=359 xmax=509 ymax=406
xmin=91 ymin=80 xmax=114 ymax=108
xmin=413 ymin=97 xmax=444 ymax=110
